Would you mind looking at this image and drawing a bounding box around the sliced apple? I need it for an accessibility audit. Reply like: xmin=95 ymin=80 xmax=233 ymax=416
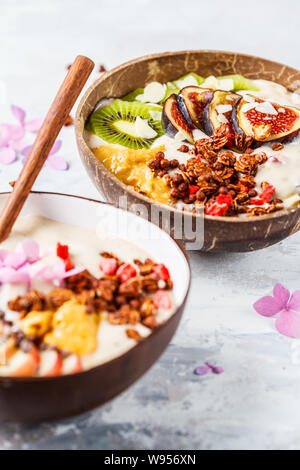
xmin=0 ymin=337 xmax=16 ymax=365
xmin=38 ymin=349 xmax=62 ymax=377
xmin=62 ymin=354 xmax=83 ymax=375
xmin=162 ymin=94 xmax=194 ymax=143
xmin=1 ymin=345 xmax=40 ymax=377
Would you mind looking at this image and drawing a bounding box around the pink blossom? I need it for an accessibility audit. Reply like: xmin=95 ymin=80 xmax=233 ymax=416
xmin=253 ymin=283 xmax=300 ymax=338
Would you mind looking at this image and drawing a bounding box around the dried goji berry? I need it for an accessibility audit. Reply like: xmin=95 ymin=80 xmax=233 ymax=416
xmin=189 ymin=185 xmax=199 ymax=195
xmin=64 ymin=257 xmax=74 ymax=271
xmin=57 ymin=242 xmax=69 ymax=260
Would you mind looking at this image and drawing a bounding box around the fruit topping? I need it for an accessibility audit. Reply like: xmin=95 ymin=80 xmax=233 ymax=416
xmin=154 ymin=290 xmax=172 ymax=310
xmin=57 ymin=242 xmax=69 ymax=260
xmin=205 ymin=194 xmax=232 ymax=216
xmin=217 ymin=74 xmax=260 ymax=91
xmin=88 ymin=99 xmax=163 ymax=149
xmin=38 ymin=350 xmax=62 ymax=377
xmin=116 ymin=263 xmax=137 ymax=283
xmin=162 ymin=94 xmax=194 ymax=143
xmin=250 ymin=184 xmax=275 ymax=205
xmin=202 ymin=90 xmax=240 ymax=147
xmin=177 ymin=86 xmax=214 ymax=129
xmin=62 ymin=354 xmax=83 ymax=375
xmin=100 ymin=257 xmax=118 ymax=275
xmin=232 ymin=96 xmax=300 ymax=143
xmin=152 ymin=264 xmax=170 ymax=281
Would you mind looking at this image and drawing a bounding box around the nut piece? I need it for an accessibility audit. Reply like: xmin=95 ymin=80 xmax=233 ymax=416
xmin=126 ymin=329 xmax=142 ymax=342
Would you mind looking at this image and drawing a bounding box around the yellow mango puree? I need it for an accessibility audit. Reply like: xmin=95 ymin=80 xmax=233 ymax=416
xmin=18 ymin=300 xmax=100 ymax=356
xmin=92 ymin=145 xmax=172 ymax=205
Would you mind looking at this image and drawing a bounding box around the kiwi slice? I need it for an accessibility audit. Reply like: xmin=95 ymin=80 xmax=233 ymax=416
xmin=88 ymin=99 xmax=164 ymax=149
xmin=217 ymin=74 xmax=260 ymax=91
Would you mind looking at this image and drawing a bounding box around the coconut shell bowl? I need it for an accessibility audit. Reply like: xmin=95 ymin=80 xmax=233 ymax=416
xmin=75 ymin=50 xmax=300 ymax=252
xmin=0 ymin=192 xmax=190 ymax=422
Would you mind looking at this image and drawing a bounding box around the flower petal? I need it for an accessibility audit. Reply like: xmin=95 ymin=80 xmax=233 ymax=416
xmin=0 ymin=267 xmax=30 ymax=284
xmin=194 ymin=366 xmax=211 ymax=376
xmin=11 ymin=105 xmax=26 ymax=126
xmin=24 ymin=118 xmax=43 ymax=133
xmin=5 ymin=124 xmax=24 ymax=142
xmin=253 ymin=295 xmax=282 ymax=317
xmin=16 ymin=239 xmax=40 ymax=263
xmin=4 ymin=252 xmax=26 ymax=269
xmin=46 ymin=154 xmax=68 ymax=171
xmin=288 ymin=290 xmax=300 ymax=312
xmin=273 ymin=283 xmax=290 ymax=309
xmin=49 ymin=140 xmax=62 ymax=155
xmin=275 ymin=309 xmax=300 ymax=338
xmin=10 ymin=139 xmax=25 ymax=151
xmin=0 ymin=147 xmax=16 ymax=165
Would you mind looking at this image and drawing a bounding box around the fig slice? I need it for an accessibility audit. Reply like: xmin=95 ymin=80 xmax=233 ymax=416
xmin=177 ymin=86 xmax=214 ymax=130
xmin=232 ymin=96 xmax=300 ymax=143
xmin=162 ymin=94 xmax=194 ymax=143
xmin=202 ymin=90 xmax=240 ymax=146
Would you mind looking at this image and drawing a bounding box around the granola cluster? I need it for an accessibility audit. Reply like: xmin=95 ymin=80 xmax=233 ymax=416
xmin=148 ymin=125 xmax=283 ymax=216
xmin=5 ymin=254 xmax=173 ymax=354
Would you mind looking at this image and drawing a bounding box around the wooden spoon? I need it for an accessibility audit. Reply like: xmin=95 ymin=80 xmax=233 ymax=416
xmin=0 ymin=55 xmax=94 ymax=242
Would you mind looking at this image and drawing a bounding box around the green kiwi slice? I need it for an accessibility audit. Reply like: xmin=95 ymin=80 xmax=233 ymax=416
xmin=88 ymin=99 xmax=164 ymax=149
xmin=217 ymin=74 xmax=260 ymax=91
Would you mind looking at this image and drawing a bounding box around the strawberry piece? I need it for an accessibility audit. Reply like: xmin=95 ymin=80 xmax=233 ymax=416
xmin=250 ymin=198 xmax=264 ymax=205
xmin=250 ymin=184 xmax=275 ymax=205
xmin=57 ymin=242 xmax=69 ymax=260
xmin=260 ymin=184 xmax=275 ymax=203
xmin=152 ymin=264 xmax=170 ymax=281
xmin=154 ymin=290 xmax=172 ymax=310
xmin=64 ymin=257 xmax=74 ymax=271
xmin=100 ymin=257 xmax=118 ymax=275
xmin=237 ymin=182 xmax=249 ymax=192
xmin=189 ymin=185 xmax=199 ymax=195
xmin=116 ymin=263 xmax=137 ymax=283
xmin=206 ymin=194 xmax=232 ymax=216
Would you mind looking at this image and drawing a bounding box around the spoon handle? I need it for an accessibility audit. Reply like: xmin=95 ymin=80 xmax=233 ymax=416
xmin=0 ymin=55 xmax=94 ymax=242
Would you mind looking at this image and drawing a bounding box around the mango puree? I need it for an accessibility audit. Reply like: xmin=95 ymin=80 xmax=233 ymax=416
xmin=19 ymin=300 xmax=100 ymax=356
xmin=92 ymin=145 xmax=172 ymax=205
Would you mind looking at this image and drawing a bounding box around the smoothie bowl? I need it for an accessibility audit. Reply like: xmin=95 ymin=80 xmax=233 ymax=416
xmin=0 ymin=192 xmax=190 ymax=422
xmin=76 ymin=50 xmax=300 ymax=252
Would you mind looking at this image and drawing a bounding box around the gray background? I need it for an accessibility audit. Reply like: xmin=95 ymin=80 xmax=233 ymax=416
xmin=0 ymin=0 xmax=300 ymax=450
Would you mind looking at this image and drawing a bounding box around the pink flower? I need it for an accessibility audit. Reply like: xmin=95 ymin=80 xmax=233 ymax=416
xmin=194 ymin=361 xmax=224 ymax=376
xmin=0 ymin=105 xmax=42 ymax=165
xmin=253 ymin=283 xmax=300 ymax=338
xmin=21 ymin=139 xmax=68 ymax=170
xmin=0 ymin=105 xmax=68 ymax=170
xmin=0 ymin=239 xmax=83 ymax=286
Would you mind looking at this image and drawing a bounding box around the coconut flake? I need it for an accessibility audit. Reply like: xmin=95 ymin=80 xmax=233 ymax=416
xmin=255 ymin=101 xmax=278 ymax=115
xmin=174 ymin=75 xmax=198 ymax=89
xmin=215 ymin=104 xmax=232 ymax=114
xmin=136 ymin=82 xmax=166 ymax=104
xmin=134 ymin=116 xmax=157 ymax=139
xmin=200 ymin=75 xmax=218 ymax=89
xmin=243 ymin=94 xmax=255 ymax=103
xmin=218 ymin=78 xmax=234 ymax=91
xmin=217 ymin=114 xmax=228 ymax=124
xmin=278 ymin=107 xmax=286 ymax=113
xmin=241 ymin=102 xmax=256 ymax=113
xmin=174 ymin=131 xmax=186 ymax=142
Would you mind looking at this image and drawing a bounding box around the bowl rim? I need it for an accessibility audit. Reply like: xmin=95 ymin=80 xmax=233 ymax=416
xmin=0 ymin=190 xmax=191 ymax=383
xmin=75 ymin=49 xmax=300 ymax=224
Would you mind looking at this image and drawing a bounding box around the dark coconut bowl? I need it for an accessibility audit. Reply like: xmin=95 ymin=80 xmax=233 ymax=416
xmin=75 ymin=50 xmax=300 ymax=252
xmin=0 ymin=192 xmax=190 ymax=422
